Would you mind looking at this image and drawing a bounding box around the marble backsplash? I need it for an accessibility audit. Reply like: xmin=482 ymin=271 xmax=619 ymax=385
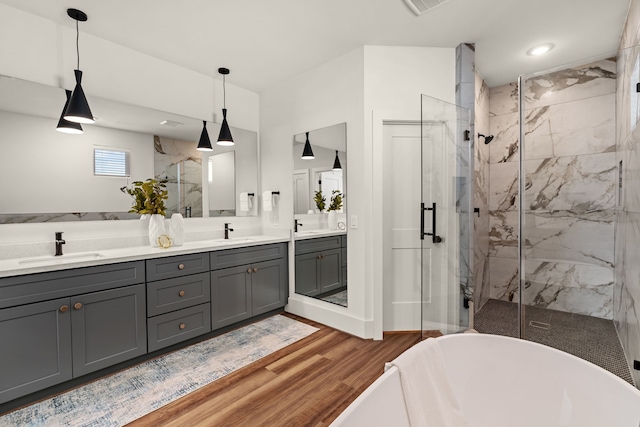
xmin=487 ymin=58 xmax=617 ymax=320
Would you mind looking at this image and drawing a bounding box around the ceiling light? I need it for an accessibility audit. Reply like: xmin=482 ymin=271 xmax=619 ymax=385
xmin=63 ymin=8 xmax=94 ymax=124
xmin=56 ymin=89 xmax=83 ymax=134
xmin=527 ymin=43 xmax=554 ymax=56
xmin=217 ymin=68 xmax=234 ymax=146
xmin=197 ymin=120 xmax=213 ymax=151
xmin=301 ymin=132 xmax=314 ymax=159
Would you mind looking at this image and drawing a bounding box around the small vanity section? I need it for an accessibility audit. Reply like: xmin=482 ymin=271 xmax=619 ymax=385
xmin=0 ymin=238 xmax=288 ymax=406
xmin=294 ymin=231 xmax=347 ymax=299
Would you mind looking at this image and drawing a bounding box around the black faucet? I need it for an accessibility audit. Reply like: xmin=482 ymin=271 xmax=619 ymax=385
xmin=55 ymin=232 xmax=65 ymax=256
xmin=224 ymin=223 xmax=234 ymax=239
xmin=294 ymin=219 xmax=303 ymax=233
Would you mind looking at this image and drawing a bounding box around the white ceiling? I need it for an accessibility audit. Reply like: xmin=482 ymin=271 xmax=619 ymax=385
xmin=0 ymin=0 xmax=631 ymax=92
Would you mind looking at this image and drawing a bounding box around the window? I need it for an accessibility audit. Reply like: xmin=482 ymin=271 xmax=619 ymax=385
xmin=94 ymin=147 xmax=131 ymax=177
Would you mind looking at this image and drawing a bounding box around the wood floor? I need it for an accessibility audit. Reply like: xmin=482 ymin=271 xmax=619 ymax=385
xmin=128 ymin=313 xmax=420 ymax=426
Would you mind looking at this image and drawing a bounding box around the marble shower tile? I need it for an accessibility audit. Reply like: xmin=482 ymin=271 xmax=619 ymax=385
xmin=622 ymin=211 xmax=640 ymax=305
xmin=489 ymin=256 xmax=519 ymax=301
xmin=523 ymin=210 xmax=614 ymax=268
xmin=620 ymin=0 xmax=640 ymax=50
xmin=623 ymin=127 xmax=640 ymax=213
xmin=524 ymin=153 xmax=616 ymax=212
xmin=616 ymin=46 xmax=633 ymax=147
xmin=489 ymin=161 xmax=518 ymax=211
xmin=522 ymin=260 xmax=613 ymax=319
xmin=523 ymin=58 xmax=616 ymax=110
xmin=489 ymin=111 xmax=519 ymax=163
xmin=489 ymin=83 xmax=518 ymax=117
xmin=618 ymin=285 xmax=640 ymax=386
xmin=489 ymin=210 xmax=518 ymax=259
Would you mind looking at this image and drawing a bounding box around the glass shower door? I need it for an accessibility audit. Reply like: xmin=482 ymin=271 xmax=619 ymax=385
xmin=420 ymin=94 xmax=471 ymax=336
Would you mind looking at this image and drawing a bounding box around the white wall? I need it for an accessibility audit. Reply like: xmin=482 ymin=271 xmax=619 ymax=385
xmin=0 ymin=4 xmax=261 ymax=246
xmin=260 ymin=46 xmax=455 ymax=338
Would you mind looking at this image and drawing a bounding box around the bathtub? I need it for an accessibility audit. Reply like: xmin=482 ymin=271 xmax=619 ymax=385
xmin=331 ymin=334 xmax=640 ymax=427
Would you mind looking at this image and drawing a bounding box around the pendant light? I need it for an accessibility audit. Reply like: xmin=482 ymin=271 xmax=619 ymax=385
xmin=197 ymin=120 xmax=213 ymax=151
xmin=332 ymin=150 xmax=342 ymax=170
xmin=217 ymin=67 xmax=234 ymax=146
xmin=301 ymin=132 xmax=315 ymax=159
xmin=56 ymin=90 xmax=83 ymax=134
xmin=63 ymin=8 xmax=94 ymax=124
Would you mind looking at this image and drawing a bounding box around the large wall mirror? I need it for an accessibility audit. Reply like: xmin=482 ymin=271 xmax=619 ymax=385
xmin=292 ymin=123 xmax=348 ymax=307
xmin=0 ymin=75 xmax=258 ymax=223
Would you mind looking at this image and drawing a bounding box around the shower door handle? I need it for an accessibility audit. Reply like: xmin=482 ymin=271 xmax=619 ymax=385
xmin=420 ymin=202 xmax=442 ymax=244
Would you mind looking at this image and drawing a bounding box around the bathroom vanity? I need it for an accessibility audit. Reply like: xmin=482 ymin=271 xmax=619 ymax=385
xmin=0 ymin=238 xmax=288 ymax=406
xmin=294 ymin=231 xmax=347 ymax=298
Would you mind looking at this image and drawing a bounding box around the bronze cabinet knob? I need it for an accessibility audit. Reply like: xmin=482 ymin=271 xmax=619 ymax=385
xmin=253 ymin=267 xmax=258 ymax=273
xmin=179 ymin=290 xmax=185 ymax=297
xmin=73 ymin=302 xmax=83 ymax=310
xmin=247 ymin=268 xmax=252 ymax=274
xmin=179 ymin=323 xmax=186 ymax=330
xmin=60 ymin=305 xmax=69 ymax=313
xmin=178 ymin=263 xmax=185 ymax=270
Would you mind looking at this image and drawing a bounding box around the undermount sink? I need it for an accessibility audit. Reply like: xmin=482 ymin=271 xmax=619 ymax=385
xmin=18 ymin=252 xmax=104 ymax=265
xmin=295 ymin=230 xmax=320 ymax=237
xmin=212 ymin=238 xmax=255 ymax=245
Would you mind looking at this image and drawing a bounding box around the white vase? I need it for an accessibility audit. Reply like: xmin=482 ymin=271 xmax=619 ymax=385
xmin=328 ymin=211 xmax=338 ymax=230
xmin=148 ymin=214 xmax=165 ymax=247
xmin=170 ymin=213 xmax=185 ymax=246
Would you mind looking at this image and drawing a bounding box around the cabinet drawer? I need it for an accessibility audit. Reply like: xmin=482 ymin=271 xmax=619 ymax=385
xmin=147 ymin=303 xmax=211 ymax=352
xmin=295 ymin=235 xmax=342 ymax=255
xmin=146 ymin=253 xmax=209 ymax=282
xmin=147 ymin=272 xmax=211 ymax=317
xmin=210 ymin=243 xmax=286 ymax=270
xmin=0 ymin=261 xmax=145 ymax=309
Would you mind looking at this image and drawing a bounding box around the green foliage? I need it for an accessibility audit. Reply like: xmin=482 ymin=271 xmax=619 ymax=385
xmin=314 ymin=190 xmax=326 ymax=212
xmin=120 ymin=178 xmax=168 ymax=215
xmin=327 ymin=190 xmax=343 ymax=212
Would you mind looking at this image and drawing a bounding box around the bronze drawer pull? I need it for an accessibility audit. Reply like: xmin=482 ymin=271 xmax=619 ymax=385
xmin=179 ymin=323 xmax=186 ymax=330
xmin=59 ymin=305 xmax=69 ymax=313
xmin=73 ymin=302 xmax=83 ymax=310
xmin=178 ymin=263 xmax=185 ymax=270
xmin=179 ymin=290 xmax=185 ymax=297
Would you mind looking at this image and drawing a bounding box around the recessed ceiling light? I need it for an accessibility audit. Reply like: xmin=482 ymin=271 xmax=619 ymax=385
xmin=527 ymin=43 xmax=554 ymax=56
xmin=160 ymin=120 xmax=183 ymax=127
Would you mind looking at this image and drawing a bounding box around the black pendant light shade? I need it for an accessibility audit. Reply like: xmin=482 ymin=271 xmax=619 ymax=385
xmin=301 ymin=132 xmax=315 ymax=159
xmin=56 ymin=90 xmax=83 ymax=134
xmin=217 ymin=108 xmax=234 ymax=146
xmin=63 ymin=9 xmax=94 ymax=124
xmin=64 ymin=70 xmax=94 ymax=124
xmin=332 ymin=150 xmax=342 ymax=170
xmin=197 ymin=121 xmax=213 ymax=151
xmin=216 ymin=67 xmax=234 ymax=146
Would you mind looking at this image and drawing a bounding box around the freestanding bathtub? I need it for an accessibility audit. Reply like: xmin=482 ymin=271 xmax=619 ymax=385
xmin=331 ymin=334 xmax=640 ymax=427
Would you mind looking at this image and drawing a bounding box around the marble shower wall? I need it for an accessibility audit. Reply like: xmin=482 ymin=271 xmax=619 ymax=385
xmin=488 ymin=58 xmax=617 ymax=319
xmin=154 ymin=136 xmax=203 ymax=217
xmin=615 ymin=0 xmax=640 ymax=387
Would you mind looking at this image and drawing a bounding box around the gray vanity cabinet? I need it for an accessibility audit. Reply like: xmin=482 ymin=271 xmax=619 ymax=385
xmin=295 ymin=235 xmax=343 ymax=297
xmin=0 ymin=261 xmax=146 ymax=405
xmin=210 ymin=243 xmax=288 ymax=330
xmin=145 ymin=253 xmax=212 ymax=352
xmin=0 ymin=298 xmax=72 ymax=404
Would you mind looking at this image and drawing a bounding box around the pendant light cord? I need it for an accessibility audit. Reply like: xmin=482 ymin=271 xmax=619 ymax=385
xmin=223 ymin=74 xmax=226 ymax=108
xmin=75 ymin=18 xmax=80 ymax=70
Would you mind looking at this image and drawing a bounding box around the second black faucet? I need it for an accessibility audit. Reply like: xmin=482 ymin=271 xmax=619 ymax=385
xmin=224 ymin=223 xmax=234 ymax=239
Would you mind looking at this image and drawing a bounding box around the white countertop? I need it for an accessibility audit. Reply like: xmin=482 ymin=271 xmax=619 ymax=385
xmin=294 ymin=229 xmax=347 ymax=240
xmin=0 ymin=235 xmax=290 ymax=279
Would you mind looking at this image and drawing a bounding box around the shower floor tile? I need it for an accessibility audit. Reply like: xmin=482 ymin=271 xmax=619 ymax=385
xmin=474 ymin=299 xmax=634 ymax=385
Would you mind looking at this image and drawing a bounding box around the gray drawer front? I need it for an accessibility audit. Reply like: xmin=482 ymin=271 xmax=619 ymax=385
xmin=147 ymin=303 xmax=211 ymax=352
xmin=147 ymin=272 xmax=211 ymax=317
xmin=295 ymin=235 xmax=342 ymax=255
xmin=210 ymin=243 xmax=286 ymax=270
xmin=146 ymin=253 xmax=209 ymax=282
xmin=0 ymin=261 xmax=145 ymax=309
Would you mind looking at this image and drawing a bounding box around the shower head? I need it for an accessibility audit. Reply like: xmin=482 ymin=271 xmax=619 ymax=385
xmin=478 ymin=133 xmax=494 ymax=144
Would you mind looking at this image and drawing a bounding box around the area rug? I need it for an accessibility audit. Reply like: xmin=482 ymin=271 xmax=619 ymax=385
xmin=0 ymin=315 xmax=318 ymax=427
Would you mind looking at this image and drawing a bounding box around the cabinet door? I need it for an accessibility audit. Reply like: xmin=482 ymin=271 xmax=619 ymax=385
xmin=252 ymin=258 xmax=287 ymax=316
xmin=0 ymin=298 xmax=72 ymax=405
xmin=295 ymin=253 xmax=321 ymax=297
xmin=319 ymin=248 xmax=342 ymax=294
xmin=211 ymin=265 xmax=252 ymax=330
xmin=71 ymin=284 xmax=146 ymax=377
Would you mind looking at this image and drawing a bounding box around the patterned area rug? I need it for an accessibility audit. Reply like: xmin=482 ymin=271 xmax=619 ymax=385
xmin=0 ymin=315 xmax=318 ymax=427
